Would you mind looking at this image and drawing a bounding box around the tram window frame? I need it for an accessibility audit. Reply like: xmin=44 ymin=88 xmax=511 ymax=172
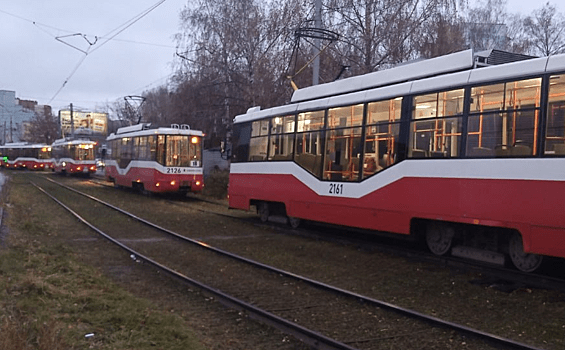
xmin=409 ymin=89 xmax=465 ymax=158
xmin=466 ymin=77 xmax=541 ymax=157
xmin=364 ymin=98 xmax=402 ymax=178
xmin=295 ymin=110 xmax=325 ymax=178
xmin=545 ymin=74 xmax=565 ymax=155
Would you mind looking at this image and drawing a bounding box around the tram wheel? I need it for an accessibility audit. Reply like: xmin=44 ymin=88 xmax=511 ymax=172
xmin=426 ymin=222 xmax=454 ymax=256
xmin=288 ymin=216 xmax=301 ymax=229
xmin=258 ymin=202 xmax=270 ymax=222
xmin=508 ymin=233 xmax=543 ymax=272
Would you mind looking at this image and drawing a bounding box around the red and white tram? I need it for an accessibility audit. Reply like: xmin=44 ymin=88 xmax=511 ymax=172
xmin=105 ymin=123 xmax=204 ymax=194
xmin=51 ymin=138 xmax=97 ymax=175
xmin=0 ymin=143 xmax=52 ymax=170
xmin=228 ymin=49 xmax=565 ymax=272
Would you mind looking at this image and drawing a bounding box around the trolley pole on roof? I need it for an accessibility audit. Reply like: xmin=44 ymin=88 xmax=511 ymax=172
xmin=313 ymin=0 xmax=322 ymax=86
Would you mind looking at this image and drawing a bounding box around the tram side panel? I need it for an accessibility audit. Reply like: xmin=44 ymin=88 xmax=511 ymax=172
xmin=229 ymin=159 xmax=565 ymax=260
xmin=105 ymin=160 xmax=204 ymax=193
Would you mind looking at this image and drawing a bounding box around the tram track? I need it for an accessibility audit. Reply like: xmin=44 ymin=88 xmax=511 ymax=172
xmin=29 ymin=174 xmax=553 ymax=350
xmin=100 ymin=171 xmax=564 ymax=294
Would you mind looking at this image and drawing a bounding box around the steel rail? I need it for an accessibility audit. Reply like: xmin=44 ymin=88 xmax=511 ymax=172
xmin=32 ymin=180 xmax=358 ymax=350
xmin=42 ymin=177 xmax=547 ymax=350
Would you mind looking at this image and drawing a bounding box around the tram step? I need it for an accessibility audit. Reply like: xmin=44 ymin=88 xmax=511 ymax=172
xmin=451 ymin=246 xmax=505 ymax=266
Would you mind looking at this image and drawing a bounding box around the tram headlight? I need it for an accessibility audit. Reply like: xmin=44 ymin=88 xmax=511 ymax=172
xmin=170 ymin=180 xmax=176 ymax=186
xmin=195 ymin=181 xmax=201 ymax=186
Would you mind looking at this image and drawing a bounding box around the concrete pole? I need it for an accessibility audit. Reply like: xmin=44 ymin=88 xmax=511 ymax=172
xmin=313 ymin=0 xmax=322 ymax=86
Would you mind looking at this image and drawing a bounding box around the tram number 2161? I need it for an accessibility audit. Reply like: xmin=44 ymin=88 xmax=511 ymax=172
xmin=328 ymin=183 xmax=344 ymax=195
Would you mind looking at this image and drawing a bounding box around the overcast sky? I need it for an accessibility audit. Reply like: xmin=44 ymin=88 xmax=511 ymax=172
xmin=0 ymin=0 xmax=186 ymax=113
xmin=0 ymin=0 xmax=562 ymax=115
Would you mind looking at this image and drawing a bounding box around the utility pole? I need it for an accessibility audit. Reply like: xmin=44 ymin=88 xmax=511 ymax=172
xmin=313 ymin=0 xmax=322 ymax=86
xmin=70 ymin=103 xmax=74 ymax=139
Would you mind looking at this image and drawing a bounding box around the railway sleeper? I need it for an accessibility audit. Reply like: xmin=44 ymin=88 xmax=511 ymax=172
xmin=414 ymin=219 xmax=543 ymax=272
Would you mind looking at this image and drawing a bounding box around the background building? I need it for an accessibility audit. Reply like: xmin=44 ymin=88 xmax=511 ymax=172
xmin=0 ymin=90 xmax=36 ymax=144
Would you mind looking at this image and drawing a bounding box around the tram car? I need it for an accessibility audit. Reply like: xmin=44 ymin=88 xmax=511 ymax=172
xmin=228 ymin=49 xmax=565 ymax=272
xmin=104 ymin=123 xmax=204 ymax=194
xmin=0 ymin=143 xmax=52 ymax=170
xmin=51 ymin=138 xmax=97 ymax=175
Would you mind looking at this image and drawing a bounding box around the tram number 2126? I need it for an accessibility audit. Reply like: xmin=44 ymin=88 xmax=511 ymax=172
xmin=166 ymin=167 xmax=182 ymax=174
xmin=329 ymin=183 xmax=344 ymax=195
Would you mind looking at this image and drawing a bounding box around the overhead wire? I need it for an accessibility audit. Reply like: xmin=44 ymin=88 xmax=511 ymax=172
xmin=46 ymin=0 xmax=168 ymax=104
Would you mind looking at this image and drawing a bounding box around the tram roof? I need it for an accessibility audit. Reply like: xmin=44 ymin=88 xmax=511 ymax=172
xmin=51 ymin=138 xmax=98 ymax=147
xmin=106 ymin=123 xmax=203 ymax=141
xmin=0 ymin=142 xmax=49 ymax=149
xmin=234 ymin=50 xmax=565 ymax=124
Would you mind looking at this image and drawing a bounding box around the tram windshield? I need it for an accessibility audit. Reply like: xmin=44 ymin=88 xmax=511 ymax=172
xmin=164 ymin=135 xmax=202 ymax=167
xmin=72 ymin=144 xmax=95 ymax=160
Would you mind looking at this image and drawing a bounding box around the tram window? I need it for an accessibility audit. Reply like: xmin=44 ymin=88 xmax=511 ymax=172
xmin=295 ymin=110 xmax=325 ymax=177
xmin=324 ymin=127 xmax=362 ymax=181
xmin=157 ymin=135 xmax=165 ymax=165
xmin=327 ymin=105 xmax=363 ymax=128
xmin=166 ymin=135 xmax=190 ymax=167
xmin=467 ymin=111 xmax=537 ymax=156
xmin=297 ymin=110 xmax=324 ymax=131
xmin=506 ymin=78 xmax=541 ymax=110
xmin=231 ymin=122 xmax=251 ymax=163
xmin=410 ymin=89 xmax=464 ymax=158
xmin=249 ymin=119 xmax=269 ymax=161
xmin=189 ymin=136 xmax=202 ymax=166
xmin=323 ymin=105 xmax=363 ymax=181
xmin=409 ymin=117 xmax=462 ymax=158
xmin=468 ymin=78 xmax=541 ymax=157
xmin=470 ymin=83 xmax=505 ymax=112
xmin=133 ymin=137 xmax=140 ymax=159
xmin=365 ymin=98 xmax=402 ymax=177
xmin=269 ymin=115 xmax=295 ymax=161
xmin=546 ymin=74 xmax=565 ymax=155
xmin=137 ymin=136 xmax=149 ymax=161
xmin=148 ymin=136 xmax=157 ymax=162
xmin=295 ymin=131 xmax=323 ymax=177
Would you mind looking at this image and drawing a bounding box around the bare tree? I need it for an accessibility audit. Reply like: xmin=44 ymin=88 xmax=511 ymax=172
xmin=523 ymin=2 xmax=565 ymax=56
xmin=324 ymin=0 xmax=449 ymax=75
xmin=24 ymin=108 xmax=59 ymax=144
xmin=172 ymin=0 xmax=308 ymax=146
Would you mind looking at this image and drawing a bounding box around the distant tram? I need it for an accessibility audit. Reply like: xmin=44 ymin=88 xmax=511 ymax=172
xmin=105 ymin=124 xmax=204 ymax=194
xmin=228 ymin=49 xmax=565 ymax=272
xmin=0 ymin=143 xmax=51 ymax=170
xmin=51 ymin=138 xmax=97 ymax=175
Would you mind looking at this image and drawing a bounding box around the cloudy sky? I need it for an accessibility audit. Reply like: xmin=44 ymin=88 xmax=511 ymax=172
xmin=0 ymin=0 xmax=187 ymax=113
xmin=0 ymin=0 xmax=562 ymax=115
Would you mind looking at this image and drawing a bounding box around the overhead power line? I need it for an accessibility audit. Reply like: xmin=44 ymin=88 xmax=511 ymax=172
xmin=48 ymin=0 xmax=168 ymax=104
